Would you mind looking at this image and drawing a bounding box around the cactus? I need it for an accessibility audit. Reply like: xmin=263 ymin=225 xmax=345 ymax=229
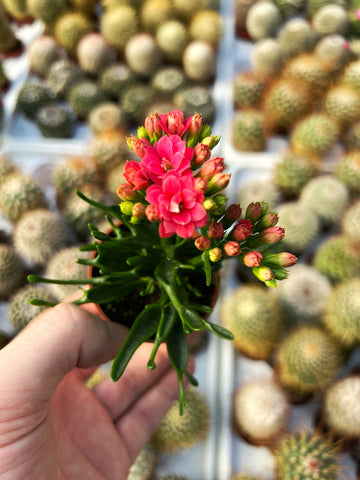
xmin=13 ymin=209 xmax=69 ymax=266
xmin=45 ymin=246 xmax=90 ymax=300
xmin=104 ymin=160 xmax=126 ymax=195
xmin=47 ymin=60 xmax=85 ymax=99
xmin=233 ymin=71 xmax=265 ymax=110
xmin=343 ymin=59 xmax=360 ymax=92
xmin=221 ymin=285 xmax=282 ymax=360
xmin=182 ymin=40 xmax=216 ymax=83
xmin=28 ymin=35 xmax=64 ymax=78
xmin=0 ymin=154 xmax=17 ymax=186
xmin=76 ymin=33 xmax=117 ymax=76
xmin=263 ymin=77 xmax=312 ymax=133
xmin=189 ymin=9 xmax=222 ymax=47
xmin=155 ymin=20 xmax=189 ymax=63
xmin=245 ymin=0 xmax=282 ymax=41
xmin=274 ymin=431 xmax=339 ymax=480
xmin=100 ymin=5 xmax=139 ymax=52
xmin=35 ymin=103 xmax=74 ymax=138
xmin=9 ymin=285 xmax=56 ymax=331
xmin=236 ymin=178 xmax=280 ymax=210
xmin=277 ymin=17 xmax=316 ymax=58
xmin=121 ymin=83 xmax=156 ymax=124
xmin=323 ymin=278 xmax=360 ymax=347
xmin=0 ymin=244 xmax=26 ymax=298
xmin=88 ymin=102 xmax=126 ymax=135
xmin=282 ymin=53 xmax=330 ymax=93
xmin=342 ymin=198 xmax=360 ymax=241
xmin=275 ymin=326 xmax=343 ymax=394
xmin=100 ymin=63 xmax=138 ymax=101
xmin=124 ymin=33 xmax=163 ymax=78
xmin=272 ymin=0 xmax=306 ymax=18
xmin=92 ymin=130 xmax=129 ymax=172
xmin=232 ymin=109 xmax=266 ymax=152
xmin=273 ymin=149 xmax=320 ymax=197
xmin=1 ymin=0 xmax=30 ymax=21
xmin=323 ymin=375 xmax=360 ymax=437
xmin=313 ymin=234 xmax=360 ymax=283
xmin=0 ymin=3 xmax=20 ymax=54
xmin=26 ymin=0 xmax=66 ymax=26
xmin=306 ymin=0 xmax=346 ymax=17
xmin=335 ymin=150 xmax=360 ymax=195
xmin=312 ymin=4 xmax=348 ymax=35
xmin=67 ymin=81 xmax=109 ymax=119
xmin=150 ymin=66 xmax=187 ymax=98
xmin=140 ymin=0 xmax=174 ymax=34
xmin=67 ymin=0 xmax=97 ymax=15
xmin=323 ymin=83 xmax=360 ymax=129
xmin=290 ymin=113 xmax=340 ymax=156
xmin=16 ymin=82 xmax=55 ymax=120
xmin=314 ymin=34 xmax=351 ymax=75
xmin=151 ymin=387 xmax=210 ymax=452
xmin=250 ymin=38 xmax=283 ymax=81
xmin=127 ymin=443 xmax=157 ymax=480
xmin=299 ymin=175 xmax=349 ymax=227
xmin=173 ymin=86 xmax=215 ymax=124
xmin=275 ymin=264 xmax=332 ymax=328
xmin=233 ymin=377 xmax=290 ymax=444
xmin=0 ymin=173 xmax=47 ymax=223
xmin=53 ymin=11 xmax=93 ymax=56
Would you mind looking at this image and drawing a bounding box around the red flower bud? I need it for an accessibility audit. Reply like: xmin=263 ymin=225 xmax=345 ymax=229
xmin=209 ymin=221 xmax=224 ymax=239
xmin=117 ymin=183 xmax=137 ymax=201
xmin=259 ymin=226 xmax=285 ymax=244
xmin=145 ymin=113 xmax=162 ymax=138
xmin=245 ymin=202 xmax=262 ymax=222
xmin=188 ymin=112 xmax=202 ymax=137
xmin=243 ymin=251 xmax=263 ymax=267
xmin=232 ymin=219 xmax=252 ymax=242
xmin=145 ymin=204 xmax=160 ymax=222
xmin=126 ymin=134 xmax=150 ymax=158
xmin=200 ymin=157 xmax=225 ymax=179
xmin=224 ymin=241 xmax=241 ymax=256
xmin=209 ymin=247 xmax=222 ymax=262
xmin=194 ymin=177 xmax=208 ymax=194
xmin=195 ymin=235 xmax=211 ymax=250
xmin=225 ymin=203 xmax=242 ymax=222
xmin=132 ymin=202 xmax=145 ymax=219
xmin=193 ymin=143 xmax=211 ymax=166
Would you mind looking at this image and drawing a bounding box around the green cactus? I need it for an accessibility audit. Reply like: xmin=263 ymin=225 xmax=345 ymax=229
xmin=67 ymin=81 xmax=109 ymax=119
xmin=1 ymin=0 xmax=30 ymax=21
xmin=92 ymin=130 xmax=129 ymax=172
xmin=47 ymin=60 xmax=85 ymax=99
xmin=245 ymin=0 xmax=282 ymax=41
xmin=188 ymin=9 xmax=222 ymax=47
xmin=35 ymin=103 xmax=74 ymax=138
xmin=140 ymin=0 xmax=174 ymax=34
xmin=155 ymin=20 xmax=189 ymax=63
xmin=233 ymin=377 xmax=290 ymax=444
xmin=172 ymin=0 xmax=217 ymax=19
xmin=100 ymin=63 xmax=139 ymax=101
xmin=124 ymin=33 xmax=163 ymax=78
xmin=173 ymin=86 xmax=215 ymax=124
xmin=150 ymin=66 xmax=187 ymax=98
xmin=67 ymin=0 xmax=97 ymax=15
xmin=323 ymin=278 xmax=360 ymax=347
xmin=26 ymin=0 xmax=66 ymax=26
xmin=232 ymin=109 xmax=266 ymax=152
xmin=299 ymin=175 xmax=349 ymax=227
xmin=250 ymin=38 xmax=283 ymax=81
xmin=221 ymin=285 xmax=282 ymax=360
xmin=45 ymin=246 xmax=90 ymax=301
xmin=236 ymin=178 xmax=280 ymax=210
xmin=100 ymin=5 xmax=139 ymax=52
xmin=275 ymin=326 xmax=343 ymax=394
xmin=182 ymin=40 xmax=216 ymax=83
xmin=282 ymin=53 xmax=330 ymax=93
xmin=323 ymin=83 xmax=360 ymax=129
xmin=0 ymin=3 xmax=20 ymax=54
xmin=343 ymin=59 xmax=360 ymax=92
xmin=275 ymin=264 xmax=332 ymax=328
xmin=28 ymin=35 xmax=63 ymax=78
xmin=314 ymin=34 xmax=351 ymax=75
xmin=127 ymin=443 xmax=157 ymax=480
xmin=313 ymin=234 xmax=360 ymax=283
xmin=0 ymin=154 xmax=17 ymax=186
xmin=121 ymin=83 xmax=156 ymax=124
xmin=0 ymin=244 xmax=26 ymax=298
xmin=76 ymin=32 xmax=116 ymax=76
xmin=312 ymin=4 xmax=348 ymax=35
xmin=88 ymin=102 xmax=126 ymax=135
xmin=16 ymin=82 xmax=55 ymax=120
xmin=306 ymin=0 xmax=346 ymax=17
xmin=0 ymin=173 xmax=47 ymax=223
xmin=151 ymin=387 xmax=210 ymax=452
xmin=272 ymin=0 xmax=306 ymax=18
xmin=53 ymin=11 xmax=93 ymax=56
xmin=13 ymin=209 xmax=69 ymax=266
xmin=233 ymin=71 xmax=265 ymax=110
xmin=274 ymin=431 xmax=339 ymax=480
xmin=290 ymin=113 xmax=340 ymax=157
xmin=335 ymin=150 xmax=360 ymax=195
xmin=273 ymin=149 xmax=320 ymax=197
xmin=342 ymin=198 xmax=360 ymax=241
xmin=9 ymin=285 xmax=56 ymax=331
xmin=323 ymin=375 xmax=360 ymax=437
xmin=277 ymin=17 xmax=316 ymax=58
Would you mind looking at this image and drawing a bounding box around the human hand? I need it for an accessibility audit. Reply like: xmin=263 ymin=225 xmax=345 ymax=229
xmin=0 ymin=301 xmax=188 ymax=480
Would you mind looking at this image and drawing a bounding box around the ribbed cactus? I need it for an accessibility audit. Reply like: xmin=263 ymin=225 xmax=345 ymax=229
xmin=0 ymin=244 xmax=26 ymax=298
xmin=232 ymin=109 xmax=266 ymax=152
xmin=275 ymin=326 xmax=343 ymax=394
xmin=335 ymin=150 xmax=360 ymax=195
xmin=221 ymin=285 xmax=282 ymax=360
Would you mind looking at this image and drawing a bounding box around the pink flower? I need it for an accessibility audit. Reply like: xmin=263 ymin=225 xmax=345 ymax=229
xmin=123 ymin=161 xmax=150 ymax=191
xmin=126 ymin=135 xmax=151 ymax=159
xmin=157 ymin=110 xmax=192 ymax=136
xmin=146 ymin=171 xmax=208 ymax=238
xmin=232 ymin=219 xmax=252 ymax=241
xmin=141 ymin=135 xmax=193 ymax=184
xmin=200 ymin=157 xmax=225 ymax=179
xmin=224 ymin=241 xmax=241 ymax=257
xmin=243 ymin=251 xmax=263 ymax=267
xmin=193 ymin=143 xmax=211 ymax=166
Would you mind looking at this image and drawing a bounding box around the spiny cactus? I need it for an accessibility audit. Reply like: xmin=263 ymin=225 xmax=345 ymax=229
xmin=221 ymin=285 xmax=282 ymax=360
xmin=16 ymin=82 xmax=55 ymax=120
xmin=13 ymin=209 xmax=69 ymax=266
xmin=323 ymin=83 xmax=360 ymax=129
xmin=343 ymin=59 xmax=360 ymax=92
xmin=76 ymin=33 xmax=117 ymax=76
xmin=250 ymin=38 xmax=283 ymax=81
xmin=92 ymin=129 xmax=129 ymax=171
xmin=233 ymin=71 xmax=265 ymax=110
xmin=335 ymin=150 xmax=360 ymax=195
xmin=277 ymin=17 xmax=316 ymax=58
xmin=47 ymin=60 xmax=85 ymax=99
xmin=155 ymin=20 xmax=189 ymax=63
xmin=274 ymin=431 xmax=339 ymax=480
xmin=26 ymin=0 xmax=66 ymax=26
xmin=312 ymin=4 xmax=348 ymax=35
xmin=150 ymin=66 xmax=187 ymax=98
xmin=233 ymin=377 xmax=290 ymax=444
xmin=314 ymin=34 xmax=351 ymax=75
xmin=127 ymin=443 xmax=157 ymax=480
xmin=1 ymin=0 xmax=30 ymax=21
xmin=0 ymin=154 xmax=17 ymax=186
xmin=100 ymin=63 xmax=138 ymax=101
xmin=67 ymin=81 xmax=109 ymax=119
xmin=124 ymin=33 xmax=163 ymax=78
xmin=151 ymin=387 xmax=210 ymax=452
xmin=275 ymin=326 xmax=343 ymax=394
xmin=342 ymin=198 xmax=360 ymax=241
xmin=100 ymin=5 xmax=139 ymax=52
xmin=53 ymin=11 xmax=93 ymax=56
xmin=182 ymin=40 xmax=216 ymax=83
xmin=245 ymin=0 xmax=282 ymax=41
xmin=35 ymin=103 xmax=74 ymax=138
xmin=140 ymin=0 xmax=174 ymax=34
xmin=282 ymin=53 xmax=330 ymax=93
xmin=306 ymin=0 xmax=347 ymax=17
xmin=173 ymin=86 xmax=215 ymax=124
xmin=323 ymin=375 xmax=360 ymax=437
xmin=323 ymin=278 xmax=360 ymax=347
xmin=88 ymin=102 xmax=126 ymax=135
xmin=188 ymin=9 xmax=222 ymax=47
xmin=121 ymin=83 xmax=156 ymax=124
xmin=232 ymin=109 xmax=266 ymax=152
xmin=28 ymin=35 xmax=64 ymax=78
xmin=0 ymin=244 xmax=26 ymax=298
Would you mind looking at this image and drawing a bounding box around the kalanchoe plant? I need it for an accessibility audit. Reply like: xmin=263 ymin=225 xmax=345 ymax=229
xmin=29 ymin=110 xmax=297 ymax=413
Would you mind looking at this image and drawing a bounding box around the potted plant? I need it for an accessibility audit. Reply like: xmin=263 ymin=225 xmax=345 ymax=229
xmin=29 ymin=110 xmax=297 ymax=413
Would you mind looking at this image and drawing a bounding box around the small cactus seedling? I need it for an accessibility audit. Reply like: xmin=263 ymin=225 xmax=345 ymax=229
xmin=245 ymin=0 xmax=282 ymax=41
xmin=2 ymin=0 xmax=30 ymax=21
xmin=0 ymin=244 xmax=26 ymax=298
xmin=100 ymin=5 xmax=139 ymax=52
xmin=53 ymin=11 xmax=93 ymax=56
xmin=323 ymin=83 xmax=360 ymax=129
xmin=35 ymin=103 xmax=74 ymax=138
xmin=343 ymin=59 xmax=360 ymax=92
xmin=67 ymin=81 xmax=109 ymax=119
xmin=188 ymin=9 xmax=223 ymax=47
xmin=233 ymin=71 xmax=265 ymax=110
xmin=282 ymin=53 xmax=330 ymax=94
xmin=46 ymin=59 xmax=85 ymax=99
xmin=150 ymin=66 xmax=187 ymax=98
xmin=121 ymin=83 xmax=157 ymax=125
xmin=314 ymin=34 xmax=351 ymax=75
xmin=335 ymin=150 xmax=360 ymax=196
xmin=140 ymin=0 xmax=174 ymax=34
xmin=236 ymin=177 xmax=280 ymax=211
xmin=92 ymin=130 xmax=129 ymax=172
xmin=312 ymin=4 xmax=349 ymax=35
xmin=100 ymin=63 xmax=139 ymax=101
xmin=173 ymin=86 xmax=215 ymax=124
xmin=126 ymin=443 xmax=157 ymax=480
xmin=76 ymin=33 xmax=117 ymax=76
xmin=232 ymin=109 xmax=266 ymax=152
xmin=88 ymin=102 xmax=126 ymax=135
xmin=27 ymin=35 xmax=64 ymax=78
xmin=250 ymin=38 xmax=283 ymax=81
xmin=155 ymin=20 xmax=189 ymax=63
xmin=16 ymin=82 xmax=55 ymax=120
xmin=26 ymin=0 xmax=66 ymax=26
xmin=182 ymin=40 xmax=216 ymax=84
xmin=277 ymin=17 xmax=316 ymax=59
xmin=272 ymin=0 xmax=306 ymax=18
xmin=275 ymin=325 xmax=343 ymax=394
xmin=124 ymin=33 xmax=163 ymax=78
xmin=0 ymin=154 xmax=17 ymax=186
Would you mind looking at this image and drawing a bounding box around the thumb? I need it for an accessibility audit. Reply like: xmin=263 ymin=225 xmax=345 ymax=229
xmin=0 ymin=303 xmax=129 ymax=403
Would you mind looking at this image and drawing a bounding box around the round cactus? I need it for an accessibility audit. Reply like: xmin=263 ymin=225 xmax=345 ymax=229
xmin=0 ymin=173 xmax=47 ymax=223
xmin=233 ymin=71 xmax=265 ymax=110
xmin=232 ymin=109 xmax=266 ymax=152
xmin=173 ymin=86 xmax=215 ymax=124
xmin=189 ymin=9 xmax=222 ymax=47
xmin=236 ymin=177 xmax=280 ymax=210
xmin=323 ymin=83 xmax=360 ymax=129
xmin=9 ymin=285 xmax=56 ymax=331
xmin=0 ymin=244 xmax=26 ymax=298
xmin=245 ymin=1 xmax=282 ymax=41
xmin=312 ymin=4 xmax=348 ymax=35
xmin=28 ymin=35 xmax=64 ymax=78
xmin=45 ymin=246 xmax=90 ymax=301
xmin=92 ymin=130 xmax=129 ymax=171
xmin=100 ymin=63 xmax=138 ymax=100
xmin=104 ymin=161 xmax=126 ymax=194
xmin=140 ymin=0 xmax=174 ymax=34
xmin=53 ymin=11 xmax=93 ymax=56
xmin=124 ymin=33 xmax=163 ymax=78
xmin=150 ymin=66 xmax=187 ymax=99
xmin=127 ymin=443 xmax=157 ymax=480
xmin=314 ymin=34 xmax=351 ymax=74
xmin=282 ymin=53 xmax=330 ymax=93
xmin=274 ymin=431 xmax=339 ymax=480
xmin=221 ymin=285 xmax=282 ymax=360
xmin=342 ymin=198 xmax=360 ymax=241
xmin=88 ymin=102 xmax=126 ymax=135
xmin=182 ymin=40 xmax=216 ymax=83
xmin=343 ymin=59 xmax=360 ymax=92
xmin=47 ymin=59 xmax=85 ymax=99
xmin=121 ymin=83 xmax=156 ymax=124
xmin=1 ymin=0 xmax=30 ymax=21
xmin=26 ymin=0 xmax=66 ymax=25
xmin=233 ymin=377 xmax=290 ymax=444
xmin=13 ymin=209 xmax=69 ymax=266
xmin=250 ymin=38 xmax=283 ymax=81
xmin=277 ymin=17 xmax=316 ymax=58
xmin=67 ymin=81 xmax=109 ymax=119
xmin=275 ymin=264 xmax=332 ymax=328
xmin=323 ymin=278 xmax=360 ymax=347
xmin=275 ymin=326 xmax=343 ymax=394
xmin=313 ymin=234 xmax=360 ymax=283
xmin=76 ymin=33 xmax=117 ymax=76
xmin=151 ymin=387 xmax=210 ymax=452
xmin=35 ymin=103 xmax=74 ymax=138
xmin=100 ymin=5 xmax=139 ymax=52
xmin=307 ymin=0 xmax=346 ymax=17
xmin=335 ymin=150 xmax=360 ymax=195
xmin=155 ymin=20 xmax=189 ymax=63
xmin=16 ymin=82 xmax=55 ymax=120
xmin=272 ymin=0 xmax=306 ymax=18
xmin=299 ymin=175 xmax=349 ymax=227
xmin=0 ymin=154 xmax=17 ymax=186
xmin=323 ymin=375 xmax=360 ymax=437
